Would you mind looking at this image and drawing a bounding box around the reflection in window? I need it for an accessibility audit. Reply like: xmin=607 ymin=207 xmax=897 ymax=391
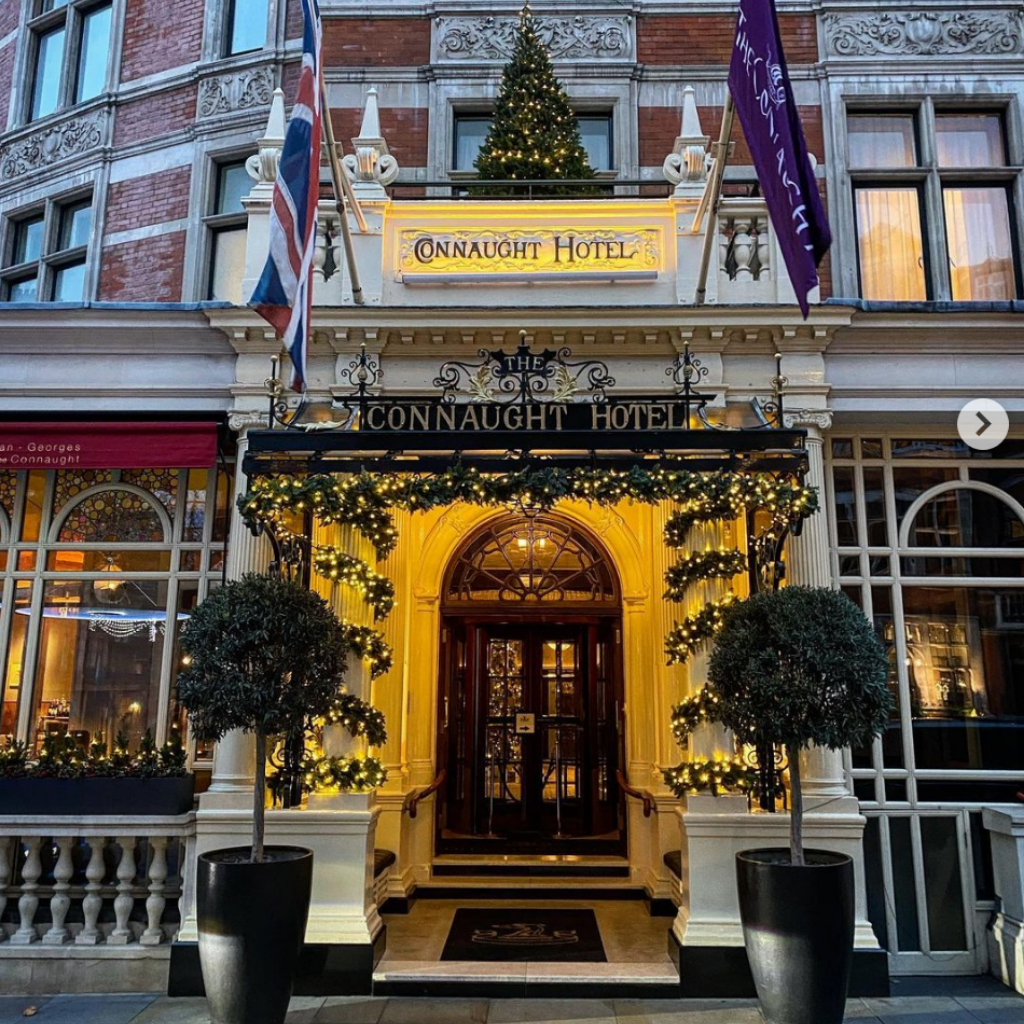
xmin=855 ymin=188 xmax=927 ymax=300
xmin=907 ymin=487 xmax=1024 ymax=548
xmin=848 ymin=114 xmax=917 ymax=168
xmin=227 ymin=0 xmax=268 ymax=55
xmin=943 ymin=188 xmax=1016 ymax=301
xmin=936 ymin=114 xmax=1005 ymax=168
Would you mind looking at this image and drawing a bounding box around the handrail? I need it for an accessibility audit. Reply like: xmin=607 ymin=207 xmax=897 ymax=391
xmin=616 ymin=769 xmax=653 ymax=819
xmin=405 ymin=769 xmax=447 ymax=819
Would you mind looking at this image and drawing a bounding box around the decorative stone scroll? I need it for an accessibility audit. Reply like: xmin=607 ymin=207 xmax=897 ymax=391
xmin=197 ymin=66 xmax=275 ymax=119
xmin=823 ymin=9 xmax=1024 ymax=57
xmin=0 ymin=113 xmax=105 ymax=182
xmin=434 ymin=14 xmax=632 ymax=62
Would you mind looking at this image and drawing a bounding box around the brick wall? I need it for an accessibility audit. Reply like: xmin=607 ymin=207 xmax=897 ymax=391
xmin=98 ymin=231 xmax=186 ymax=301
xmin=331 ymin=106 xmax=429 ymax=167
xmin=104 ymin=167 xmax=192 ymax=235
xmin=120 ymin=0 xmax=204 ymax=83
xmin=114 ymin=83 xmax=197 ymax=147
xmin=0 ymin=44 xmax=13 ymax=127
xmin=638 ymin=105 xmax=824 ymax=166
xmin=0 ymin=0 xmax=19 ymax=39
xmin=637 ymin=13 xmax=818 ymax=64
xmin=322 ymin=18 xmax=430 ymax=65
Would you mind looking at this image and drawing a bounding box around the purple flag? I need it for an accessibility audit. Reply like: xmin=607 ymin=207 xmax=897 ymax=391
xmin=728 ymin=0 xmax=831 ymax=317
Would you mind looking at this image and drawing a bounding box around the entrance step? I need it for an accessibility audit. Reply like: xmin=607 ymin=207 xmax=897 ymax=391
xmin=430 ymin=854 xmax=631 ymax=880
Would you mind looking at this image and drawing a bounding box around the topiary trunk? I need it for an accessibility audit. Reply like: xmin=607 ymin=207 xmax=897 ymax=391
xmin=253 ymin=730 xmax=266 ymax=864
xmin=787 ymin=744 xmax=804 ymax=866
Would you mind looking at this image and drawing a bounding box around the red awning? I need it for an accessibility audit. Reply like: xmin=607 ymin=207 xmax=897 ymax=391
xmin=0 ymin=422 xmax=219 ymax=471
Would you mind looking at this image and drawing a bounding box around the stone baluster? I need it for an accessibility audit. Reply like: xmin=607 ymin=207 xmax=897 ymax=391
xmin=783 ymin=409 xmax=851 ymax=805
xmin=77 ymin=836 xmax=106 ymax=945
xmin=719 ymin=217 xmax=731 ymax=279
xmin=0 ymin=837 xmax=11 ymax=942
xmin=11 ymin=836 xmax=42 ymax=944
xmin=42 ymin=837 xmax=74 ymax=945
xmin=731 ymin=219 xmax=754 ymax=280
xmin=756 ymin=217 xmax=771 ymax=279
xmin=108 ymin=837 xmax=136 ymax=945
xmin=140 ymin=837 xmax=169 ymax=946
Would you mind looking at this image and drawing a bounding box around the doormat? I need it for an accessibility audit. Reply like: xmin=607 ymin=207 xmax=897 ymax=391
xmin=441 ymin=907 xmax=607 ymax=962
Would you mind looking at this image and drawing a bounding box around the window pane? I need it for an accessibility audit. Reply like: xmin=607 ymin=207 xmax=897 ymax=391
xmin=936 ymin=114 xmax=1005 ymax=169
xmin=920 ymin=817 xmax=968 ymax=951
xmin=890 ymin=817 xmax=921 ymax=951
xmin=31 ymin=579 xmax=169 ymax=754
xmin=872 ymin=585 xmax=903 ymax=768
xmin=75 ymin=3 xmax=111 ymax=103
xmin=856 ymin=189 xmax=926 ymax=300
xmin=59 ymin=202 xmax=92 ymax=250
xmin=13 ymin=217 xmax=45 ymax=265
xmin=832 ymin=466 xmax=858 ymax=545
xmin=216 ymin=163 xmax=251 ymax=216
xmin=578 ymin=115 xmax=612 ymax=171
xmin=31 ymin=25 xmax=66 ymax=120
xmin=53 ymin=260 xmax=86 ymax=301
xmin=40 ymin=0 xmax=70 ymax=11
xmin=864 ymin=467 xmax=888 ymax=546
xmin=848 ymin=115 xmax=917 ymax=168
xmin=454 ymin=117 xmax=492 ymax=172
xmin=6 ymin=276 xmax=38 ymax=302
xmin=907 ymin=486 xmax=1024 ymax=548
xmin=228 ymin=0 xmax=268 ymax=54
xmin=944 ymin=188 xmax=1016 ymax=301
xmin=903 ymin=586 xmax=1024 ymax=770
xmin=210 ymin=228 xmax=247 ymax=303
xmin=1 ymin=582 xmax=33 ymax=742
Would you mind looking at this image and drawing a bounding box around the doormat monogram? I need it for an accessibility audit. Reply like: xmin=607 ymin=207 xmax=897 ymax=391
xmin=441 ymin=907 xmax=607 ymax=962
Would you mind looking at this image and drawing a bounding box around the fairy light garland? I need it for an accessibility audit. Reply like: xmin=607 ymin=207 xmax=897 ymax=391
xmin=300 ymin=754 xmax=388 ymax=794
xmin=670 ymin=686 xmax=724 ymax=743
xmin=664 ymin=549 xmax=748 ymax=601
xmin=665 ymin=593 xmax=739 ymax=664
xmin=662 ymin=756 xmax=757 ymax=797
xmin=340 ymin=622 xmax=393 ymax=680
xmin=324 ymin=692 xmax=387 ymax=747
xmin=313 ymin=549 xmax=396 ymax=621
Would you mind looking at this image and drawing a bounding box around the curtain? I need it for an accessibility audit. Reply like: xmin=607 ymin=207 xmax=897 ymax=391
xmin=943 ymin=188 xmax=1016 ymax=300
xmin=856 ymin=188 xmax=927 ymax=300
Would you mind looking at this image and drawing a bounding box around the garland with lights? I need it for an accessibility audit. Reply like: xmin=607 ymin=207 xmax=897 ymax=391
xmin=662 ymin=756 xmax=757 ymax=797
xmin=665 ymin=593 xmax=739 ymax=665
xmin=302 ymin=754 xmax=389 ymax=794
xmin=664 ymin=549 xmax=748 ymax=600
xmin=313 ymin=548 xmax=396 ymax=621
xmin=324 ymin=692 xmax=388 ymax=747
xmin=0 ymin=730 xmax=188 ymax=779
xmin=340 ymin=623 xmax=393 ymax=680
xmin=669 ymin=686 xmax=724 ymax=744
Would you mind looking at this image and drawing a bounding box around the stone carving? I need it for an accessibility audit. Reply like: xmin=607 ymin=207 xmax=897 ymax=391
xmin=824 ymin=10 xmax=1024 ymax=57
xmin=435 ymin=14 xmax=631 ymax=61
xmin=197 ymin=66 xmax=275 ymax=119
xmin=0 ymin=113 xmax=105 ymax=182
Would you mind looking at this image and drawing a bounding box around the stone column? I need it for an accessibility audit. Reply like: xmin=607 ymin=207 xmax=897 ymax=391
xmin=783 ymin=410 xmax=850 ymax=805
xmin=204 ymin=418 xmax=269 ymax=807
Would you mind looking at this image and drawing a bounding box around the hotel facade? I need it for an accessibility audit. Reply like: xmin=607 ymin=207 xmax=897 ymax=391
xmin=1 ymin=0 xmax=1024 ymax=999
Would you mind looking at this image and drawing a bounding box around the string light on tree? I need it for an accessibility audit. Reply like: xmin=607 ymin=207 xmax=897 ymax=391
xmin=664 ymin=548 xmax=748 ymax=600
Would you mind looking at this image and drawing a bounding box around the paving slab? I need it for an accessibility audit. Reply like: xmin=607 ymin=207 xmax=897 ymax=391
xmin=862 ymin=995 xmax=981 ymax=1024
xmin=613 ymin=998 xmax=763 ymax=1024
xmin=378 ymin=997 xmax=489 ymax=1024
xmin=25 ymin=994 xmax=157 ymax=1024
xmin=954 ymin=996 xmax=1024 ymax=1024
xmin=488 ymin=998 xmax=616 ymax=1023
xmin=0 ymin=997 xmax=53 ymax=1024
xmin=314 ymin=997 xmax=389 ymax=1024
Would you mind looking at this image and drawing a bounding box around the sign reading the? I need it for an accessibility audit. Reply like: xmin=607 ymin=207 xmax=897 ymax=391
xmin=398 ymin=227 xmax=660 ymax=282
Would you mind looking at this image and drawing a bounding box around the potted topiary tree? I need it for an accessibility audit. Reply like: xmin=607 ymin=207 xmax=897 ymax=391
xmin=177 ymin=572 xmax=348 ymax=1024
xmin=708 ymin=586 xmax=892 ymax=1024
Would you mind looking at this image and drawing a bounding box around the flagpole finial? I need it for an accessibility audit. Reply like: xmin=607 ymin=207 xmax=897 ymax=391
xmin=663 ymin=84 xmax=711 ymax=196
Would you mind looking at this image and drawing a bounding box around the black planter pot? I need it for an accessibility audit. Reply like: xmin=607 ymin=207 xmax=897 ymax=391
xmin=0 ymin=776 xmax=195 ymax=815
xmin=736 ymin=848 xmax=855 ymax=1024
xmin=196 ymin=846 xmax=313 ymax=1024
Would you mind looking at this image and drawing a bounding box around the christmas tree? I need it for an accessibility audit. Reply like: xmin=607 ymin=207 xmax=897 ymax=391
xmin=474 ymin=4 xmax=596 ymax=194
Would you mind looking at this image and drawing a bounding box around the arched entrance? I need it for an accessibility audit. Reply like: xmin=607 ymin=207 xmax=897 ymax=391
xmin=436 ymin=511 xmax=625 ymax=855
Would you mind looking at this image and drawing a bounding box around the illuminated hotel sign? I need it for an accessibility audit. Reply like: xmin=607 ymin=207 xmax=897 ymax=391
xmin=397 ymin=227 xmax=661 ymax=283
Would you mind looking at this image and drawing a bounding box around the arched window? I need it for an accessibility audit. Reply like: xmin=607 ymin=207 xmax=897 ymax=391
xmin=445 ymin=513 xmax=618 ymax=606
xmin=902 ymin=482 xmax=1024 ymax=549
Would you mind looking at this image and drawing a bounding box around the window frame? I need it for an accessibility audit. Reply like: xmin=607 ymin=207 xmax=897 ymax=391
xmin=0 ymin=190 xmax=94 ymax=303
xmin=204 ymin=157 xmax=252 ymax=303
xmin=24 ymin=0 xmax=114 ymax=124
xmin=222 ymin=0 xmax=272 ymax=58
xmin=845 ymin=99 xmax=1024 ymax=302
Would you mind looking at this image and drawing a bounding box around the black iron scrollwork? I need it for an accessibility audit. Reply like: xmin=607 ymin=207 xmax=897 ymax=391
xmin=433 ymin=330 xmax=615 ymax=405
xmin=743 ymin=742 xmax=789 ymax=812
xmin=340 ymin=342 xmax=382 ymax=399
xmin=751 ymin=351 xmax=787 ymax=429
xmin=746 ymin=508 xmax=790 ymax=595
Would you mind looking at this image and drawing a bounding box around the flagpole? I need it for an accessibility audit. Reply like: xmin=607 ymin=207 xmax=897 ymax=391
xmin=694 ymin=90 xmax=735 ymax=307
xmin=319 ymin=80 xmax=366 ymax=305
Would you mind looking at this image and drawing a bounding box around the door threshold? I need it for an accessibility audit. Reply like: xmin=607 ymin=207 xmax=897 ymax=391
xmin=431 ymin=854 xmax=630 ymax=879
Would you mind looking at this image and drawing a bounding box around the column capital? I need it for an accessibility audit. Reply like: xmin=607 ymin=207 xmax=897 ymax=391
xmin=783 ymin=408 xmax=833 ymax=434
xmin=228 ymin=410 xmax=269 ymax=434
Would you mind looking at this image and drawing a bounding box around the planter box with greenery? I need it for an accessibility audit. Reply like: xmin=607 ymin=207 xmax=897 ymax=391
xmin=708 ymin=586 xmax=892 ymax=1024
xmin=0 ymin=730 xmax=193 ymax=816
xmin=177 ymin=572 xmax=350 ymax=1024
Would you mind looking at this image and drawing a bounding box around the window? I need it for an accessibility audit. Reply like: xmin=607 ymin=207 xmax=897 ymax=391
xmin=206 ymin=161 xmax=251 ymax=303
xmin=0 ymin=464 xmax=233 ymax=766
xmin=226 ymin=0 xmax=269 ymax=55
xmin=848 ymin=109 xmax=1019 ymax=301
xmin=27 ymin=0 xmax=112 ymax=122
xmin=452 ymin=112 xmax=615 ymax=173
xmin=1 ymin=195 xmax=92 ymax=303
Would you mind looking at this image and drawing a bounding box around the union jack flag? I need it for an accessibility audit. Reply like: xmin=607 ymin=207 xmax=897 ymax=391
xmin=250 ymin=0 xmax=323 ymax=392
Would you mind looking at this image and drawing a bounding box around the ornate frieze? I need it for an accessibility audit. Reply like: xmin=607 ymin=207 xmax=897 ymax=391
xmin=433 ymin=14 xmax=632 ymax=62
xmin=0 ymin=113 xmax=105 ymax=183
xmin=197 ymin=66 xmax=275 ymax=119
xmin=823 ymin=9 xmax=1024 ymax=57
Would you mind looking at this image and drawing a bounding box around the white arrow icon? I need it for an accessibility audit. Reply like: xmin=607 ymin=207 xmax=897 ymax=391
xmin=958 ymin=399 xmax=1009 ymax=451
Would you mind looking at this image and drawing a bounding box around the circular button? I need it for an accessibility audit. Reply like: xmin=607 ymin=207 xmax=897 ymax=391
xmin=957 ymin=398 xmax=1009 ymax=451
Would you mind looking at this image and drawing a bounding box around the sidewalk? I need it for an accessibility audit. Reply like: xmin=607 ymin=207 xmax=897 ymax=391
xmin=1 ymin=978 xmax=1022 ymax=1024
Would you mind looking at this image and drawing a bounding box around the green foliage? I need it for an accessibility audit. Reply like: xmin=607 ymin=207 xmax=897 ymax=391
xmin=662 ymin=756 xmax=758 ymax=797
xmin=708 ymin=587 xmax=893 ymax=752
xmin=302 ymin=754 xmax=388 ymax=794
xmin=177 ymin=573 xmax=348 ymax=743
xmin=474 ymin=6 xmax=595 ymax=192
xmin=0 ymin=731 xmax=189 ymax=779
xmin=665 ymin=594 xmax=739 ymax=665
xmin=664 ymin=549 xmax=748 ymax=601
xmin=340 ymin=623 xmax=393 ymax=681
xmin=669 ymin=686 xmax=724 ymax=743
xmin=313 ymin=548 xmax=396 ymax=621
xmin=325 ymin=692 xmax=388 ymax=747
xmin=0 ymin=740 xmax=29 ymax=778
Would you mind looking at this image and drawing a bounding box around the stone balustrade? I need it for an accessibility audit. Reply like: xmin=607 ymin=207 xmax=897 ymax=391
xmin=718 ymin=199 xmax=771 ymax=284
xmin=0 ymin=815 xmax=195 ymax=948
